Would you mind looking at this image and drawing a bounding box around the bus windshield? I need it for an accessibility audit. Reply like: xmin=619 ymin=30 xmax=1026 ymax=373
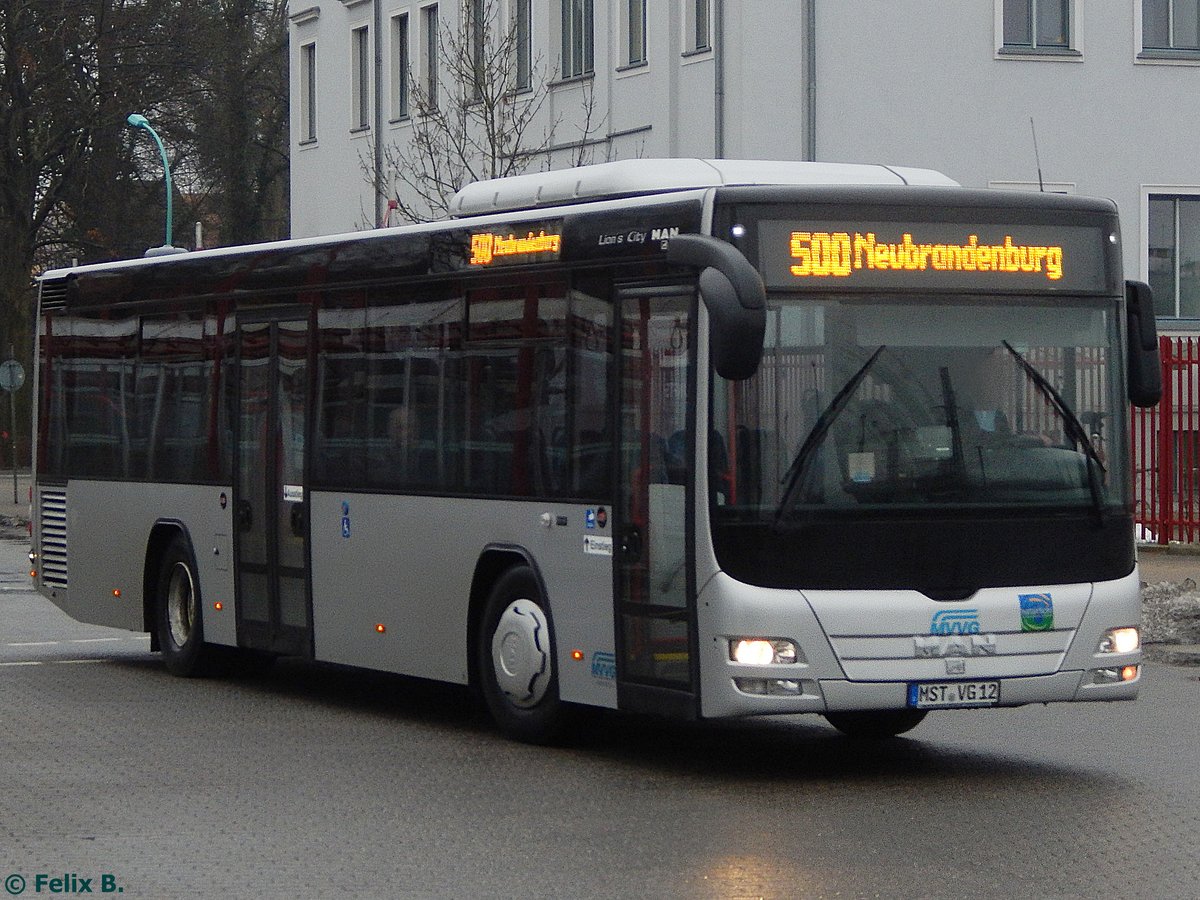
xmin=711 ymin=294 xmax=1128 ymax=523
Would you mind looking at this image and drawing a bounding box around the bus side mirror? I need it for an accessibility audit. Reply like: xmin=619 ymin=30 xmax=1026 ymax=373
xmin=667 ymin=234 xmax=766 ymax=381
xmin=1125 ymin=280 xmax=1162 ymax=408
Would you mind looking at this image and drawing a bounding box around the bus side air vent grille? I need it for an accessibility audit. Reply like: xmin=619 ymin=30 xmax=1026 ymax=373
xmin=39 ymin=489 xmax=68 ymax=590
xmin=39 ymin=278 xmax=69 ymax=312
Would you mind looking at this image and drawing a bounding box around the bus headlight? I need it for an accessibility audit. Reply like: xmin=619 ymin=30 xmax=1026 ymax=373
xmin=1097 ymin=627 xmax=1140 ymax=655
xmin=730 ymin=638 xmax=799 ymax=665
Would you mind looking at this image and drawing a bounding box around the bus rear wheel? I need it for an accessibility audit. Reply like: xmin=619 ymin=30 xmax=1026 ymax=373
xmin=824 ymin=709 xmax=927 ymax=739
xmin=156 ymin=535 xmax=211 ymax=677
xmin=478 ymin=566 xmax=568 ymax=744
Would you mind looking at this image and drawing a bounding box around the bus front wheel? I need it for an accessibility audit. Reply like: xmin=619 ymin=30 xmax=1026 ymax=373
xmin=156 ymin=535 xmax=211 ymax=677
xmin=824 ymin=709 xmax=927 ymax=739
xmin=477 ymin=566 xmax=568 ymax=744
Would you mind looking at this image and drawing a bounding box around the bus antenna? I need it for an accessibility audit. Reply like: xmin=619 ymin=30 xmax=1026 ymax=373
xmin=1030 ymin=117 xmax=1045 ymax=192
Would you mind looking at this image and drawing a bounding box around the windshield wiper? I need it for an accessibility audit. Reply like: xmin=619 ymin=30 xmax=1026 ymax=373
xmin=772 ymin=345 xmax=886 ymax=528
xmin=1000 ymin=341 xmax=1108 ymax=522
xmin=937 ymin=366 xmax=966 ymax=473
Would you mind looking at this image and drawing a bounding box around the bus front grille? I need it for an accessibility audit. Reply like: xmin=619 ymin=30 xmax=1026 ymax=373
xmin=38 ymin=489 xmax=68 ymax=590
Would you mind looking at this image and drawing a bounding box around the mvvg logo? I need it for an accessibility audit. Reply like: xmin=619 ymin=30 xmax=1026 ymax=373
xmin=930 ymin=608 xmax=981 ymax=635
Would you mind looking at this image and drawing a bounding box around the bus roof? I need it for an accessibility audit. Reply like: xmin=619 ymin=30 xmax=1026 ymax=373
xmin=39 ymin=161 xmax=958 ymax=285
xmin=449 ymin=159 xmax=960 ymax=217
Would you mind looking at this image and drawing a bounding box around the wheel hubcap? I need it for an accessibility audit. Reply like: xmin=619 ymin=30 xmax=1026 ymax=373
xmin=490 ymin=599 xmax=551 ymax=708
xmin=167 ymin=562 xmax=196 ymax=649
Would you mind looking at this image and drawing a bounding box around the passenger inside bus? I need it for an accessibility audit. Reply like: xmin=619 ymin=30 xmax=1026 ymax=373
xmin=380 ymin=403 xmax=435 ymax=484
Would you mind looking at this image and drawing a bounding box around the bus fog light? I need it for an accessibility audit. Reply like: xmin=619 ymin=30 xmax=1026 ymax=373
xmin=730 ymin=638 xmax=799 ymax=665
xmin=735 ymin=677 xmax=768 ymax=695
xmin=1097 ymin=627 xmax=1140 ymax=654
xmin=1091 ymin=664 xmax=1139 ymax=685
xmin=734 ymin=677 xmax=806 ymax=696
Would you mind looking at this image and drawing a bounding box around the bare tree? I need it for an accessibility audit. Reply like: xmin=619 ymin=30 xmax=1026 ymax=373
xmin=1 ymin=0 xmax=289 ymax=461
xmin=0 ymin=1 xmax=96 ymax=363
xmin=183 ymin=0 xmax=289 ymax=246
xmin=367 ymin=0 xmax=608 ymax=224
xmin=11 ymin=0 xmax=288 ymax=269
xmin=57 ymin=0 xmax=207 ymax=264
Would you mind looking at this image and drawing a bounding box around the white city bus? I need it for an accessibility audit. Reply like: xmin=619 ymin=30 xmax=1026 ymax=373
xmin=30 ymin=159 xmax=1160 ymax=741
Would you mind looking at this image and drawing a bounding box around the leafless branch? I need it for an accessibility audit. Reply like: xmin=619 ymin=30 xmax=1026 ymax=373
xmin=368 ymin=0 xmax=609 ymax=225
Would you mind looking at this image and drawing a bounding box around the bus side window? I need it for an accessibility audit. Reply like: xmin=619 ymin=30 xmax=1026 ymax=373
xmin=568 ymin=281 xmax=612 ymax=499
xmin=647 ymin=434 xmax=670 ymax=484
xmin=576 ymin=429 xmax=610 ymax=495
xmin=315 ymin=371 xmax=368 ymax=486
xmin=665 ymin=430 xmax=688 ymax=485
xmin=734 ymin=425 xmax=766 ymax=506
xmin=709 ymin=429 xmax=730 ymax=502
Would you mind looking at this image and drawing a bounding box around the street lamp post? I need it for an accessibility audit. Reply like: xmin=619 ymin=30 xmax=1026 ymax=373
xmin=126 ymin=113 xmax=186 ymax=257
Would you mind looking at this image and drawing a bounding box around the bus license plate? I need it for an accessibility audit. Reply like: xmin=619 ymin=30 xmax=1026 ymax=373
xmin=907 ymin=680 xmax=1000 ymax=709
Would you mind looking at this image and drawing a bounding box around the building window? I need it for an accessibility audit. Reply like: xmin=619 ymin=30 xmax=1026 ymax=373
xmin=300 ymin=42 xmax=317 ymax=142
xmin=515 ymin=0 xmax=532 ymax=89
xmin=1149 ymin=194 xmax=1200 ymax=318
xmin=468 ymin=0 xmax=485 ymax=100
xmin=1002 ymin=0 xmax=1070 ymax=50
xmin=1143 ymin=0 xmax=1200 ymax=51
xmin=624 ymin=0 xmax=647 ymax=65
xmin=422 ymin=4 xmax=439 ymax=109
xmin=351 ymin=25 xmax=370 ymax=130
xmin=560 ymin=0 xmax=594 ymax=78
xmin=391 ymin=14 xmax=410 ymax=119
xmin=686 ymin=0 xmax=711 ymax=52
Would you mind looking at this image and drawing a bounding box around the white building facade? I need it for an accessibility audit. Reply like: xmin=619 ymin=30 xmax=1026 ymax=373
xmin=289 ymin=0 xmax=1200 ymax=329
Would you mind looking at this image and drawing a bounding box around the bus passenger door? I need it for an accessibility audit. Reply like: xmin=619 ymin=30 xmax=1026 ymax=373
xmin=234 ymin=317 xmax=313 ymax=657
xmin=614 ymin=288 xmax=697 ymax=713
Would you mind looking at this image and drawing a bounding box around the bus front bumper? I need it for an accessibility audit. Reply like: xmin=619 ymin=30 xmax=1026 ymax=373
xmin=696 ymin=570 xmax=1143 ymax=720
xmin=700 ymin=666 xmax=1141 ymax=720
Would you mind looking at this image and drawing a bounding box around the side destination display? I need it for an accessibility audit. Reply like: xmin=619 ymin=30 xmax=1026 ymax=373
xmin=451 ymin=200 xmax=705 ymax=270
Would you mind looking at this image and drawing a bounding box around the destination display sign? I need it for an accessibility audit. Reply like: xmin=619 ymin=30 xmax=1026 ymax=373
xmin=446 ymin=200 xmax=704 ymax=271
xmin=758 ymin=221 xmax=1110 ymax=293
xmin=468 ymin=226 xmax=563 ymax=266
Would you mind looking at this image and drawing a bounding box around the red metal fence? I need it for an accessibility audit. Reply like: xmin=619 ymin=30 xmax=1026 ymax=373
xmin=1132 ymin=334 xmax=1200 ymax=544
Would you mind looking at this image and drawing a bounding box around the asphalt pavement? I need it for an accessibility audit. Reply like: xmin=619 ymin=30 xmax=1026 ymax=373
xmin=1137 ymin=543 xmax=1200 ymax=584
xmin=2 ymin=530 xmax=1198 ymax=897
xmin=0 ymin=469 xmax=28 ymax=522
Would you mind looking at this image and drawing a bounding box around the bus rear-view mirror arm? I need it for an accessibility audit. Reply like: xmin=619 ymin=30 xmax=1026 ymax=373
xmin=1125 ymin=280 xmax=1162 ymax=408
xmin=667 ymin=234 xmax=767 ymax=381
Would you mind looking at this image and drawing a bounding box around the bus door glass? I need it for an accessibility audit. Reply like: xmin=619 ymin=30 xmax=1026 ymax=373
xmin=235 ymin=317 xmax=313 ymax=656
xmin=616 ymin=289 xmax=695 ymax=691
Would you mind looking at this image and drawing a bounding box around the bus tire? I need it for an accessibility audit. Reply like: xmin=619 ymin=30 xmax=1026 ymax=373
xmin=824 ymin=709 xmax=927 ymax=739
xmin=156 ymin=535 xmax=211 ymax=678
xmin=477 ymin=566 xmax=568 ymax=744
